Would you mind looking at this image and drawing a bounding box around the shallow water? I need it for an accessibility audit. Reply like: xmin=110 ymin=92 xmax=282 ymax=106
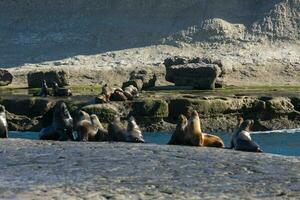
xmin=9 ymin=129 xmax=300 ymax=156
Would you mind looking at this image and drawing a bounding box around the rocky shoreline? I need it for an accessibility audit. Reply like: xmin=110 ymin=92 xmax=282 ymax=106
xmin=0 ymin=139 xmax=299 ymax=199
xmin=1 ymin=90 xmax=299 ymax=133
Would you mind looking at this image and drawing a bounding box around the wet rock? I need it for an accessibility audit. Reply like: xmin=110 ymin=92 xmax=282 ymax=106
xmin=0 ymin=69 xmax=13 ymax=86
xmin=0 ymin=98 xmax=54 ymax=118
xmin=266 ymin=97 xmax=295 ymax=115
xmin=81 ymin=104 xmax=118 ymax=123
xmin=6 ymin=112 xmax=41 ymax=131
xmin=27 ymin=70 xmax=69 ymax=88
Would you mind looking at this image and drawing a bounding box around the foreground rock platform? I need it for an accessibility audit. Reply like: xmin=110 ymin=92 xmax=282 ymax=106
xmin=0 ymin=139 xmax=299 ymax=199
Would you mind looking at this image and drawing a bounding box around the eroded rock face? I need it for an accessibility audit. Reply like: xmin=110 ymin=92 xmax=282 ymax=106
xmin=81 ymin=104 xmax=118 ymax=123
xmin=27 ymin=70 xmax=69 ymax=88
xmin=164 ymin=56 xmax=225 ymax=89
xmin=0 ymin=69 xmax=13 ymax=86
xmin=165 ymin=63 xmax=220 ymax=89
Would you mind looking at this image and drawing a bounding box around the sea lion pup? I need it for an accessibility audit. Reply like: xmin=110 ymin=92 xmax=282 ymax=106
xmin=126 ymin=116 xmax=145 ymax=143
xmin=0 ymin=105 xmax=8 ymax=138
xmin=168 ymin=114 xmax=188 ymax=145
xmin=229 ymin=116 xmax=244 ymax=149
xmin=39 ymin=102 xmax=74 ymax=141
xmin=96 ymin=84 xmax=112 ymax=103
xmin=33 ymin=80 xmax=49 ymax=97
xmin=52 ymin=82 xmax=72 ymax=97
xmin=234 ymin=120 xmax=263 ymax=152
xmin=184 ymin=110 xmax=204 ymax=146
xmin=107 ymin=116 xmax=144 ymax=143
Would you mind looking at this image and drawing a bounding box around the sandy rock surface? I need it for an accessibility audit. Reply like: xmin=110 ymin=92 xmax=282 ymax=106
xmin=0 ymin=139 xmax=299 ymax=199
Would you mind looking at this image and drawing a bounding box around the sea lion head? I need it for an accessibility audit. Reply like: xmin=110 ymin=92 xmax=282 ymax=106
xmin=42 ymin=80 xmax=48 ymax=88
xmin=53 ymin=102 xmax=74 ymax=139
xmin=188 ymin=110 xmax=201 ymax=132
xmin=239 ymin=119 xmax=254 ymax=132
xmin=0 ymin=105 xmax=6 ymax=113
xmin=177 ymin=114 xmax=187 ymax=130
xmin=52 ymin=81 xmax=59 ymax=89
xmin=126 ymin=116 xmax=145 ymax=143
xmin=237 ymin=116 xmax=244 ymax=123
xmin=90 ymin=114 xmax=104 ymax=129
xmin=77 ymin=110 xmax=91 ymax=122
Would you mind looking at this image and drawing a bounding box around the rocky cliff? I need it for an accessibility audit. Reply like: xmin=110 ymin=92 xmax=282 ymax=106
xmin=1 ymin=0 xmax=299 ymax=86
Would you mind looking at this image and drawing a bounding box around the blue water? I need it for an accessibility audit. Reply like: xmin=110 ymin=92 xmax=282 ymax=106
xmin=9 ymin=129 xmax=300 ymax=156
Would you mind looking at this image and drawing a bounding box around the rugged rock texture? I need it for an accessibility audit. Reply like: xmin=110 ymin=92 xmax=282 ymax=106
xmin=27 ymin=70 xmax=69 ymax=88
xmin=0 ymin=139 xmax=299 ymax=199
xmin=165 ymin=63 xmax=220 ymax=89
xmin=0 ymin=69 xmax=13 ymax=86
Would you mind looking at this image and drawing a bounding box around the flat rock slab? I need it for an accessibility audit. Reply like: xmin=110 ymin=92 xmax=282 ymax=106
xmin=0 ymin=139 xmax=299 ymax=199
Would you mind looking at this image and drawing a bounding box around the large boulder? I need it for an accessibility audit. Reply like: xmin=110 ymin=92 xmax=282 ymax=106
xmin=0 ymin=69 xmax=13 ymax=86
xmin=27 ymin=70 xmax=69 ymax=88
xmin=165 ymin=63 xmax=220 ymax=89
xmin=130 ymin=99 xmax=169 ymax=119
xmin=122 ymin=69 xmax=157 ymax=90
xmin=164 ymin=57 xmax=224 ymax=89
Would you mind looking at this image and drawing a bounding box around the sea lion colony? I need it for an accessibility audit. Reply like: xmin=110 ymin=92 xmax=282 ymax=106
xmin=0 ymin=95 xmax=262 ymax=152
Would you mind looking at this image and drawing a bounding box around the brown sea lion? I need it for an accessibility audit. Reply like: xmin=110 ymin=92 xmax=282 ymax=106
xmin=91 ymin=114 xmax=108 ymax=141
xmin=107 ymin=116 xmax=127 ymax=141
xmin=229 ymin=116 xmax=244 ymax=149
xmin=110 ymin=90 xmax=127 ymax=101
xmin=39 ymin=102 xmax=74 ymax=141
xmin=168 ymin=114 xmax=188 ymax=145
xmin=52 ymin=82 xmax=72 ymax=96
xmin=202 ymin=133 xmax=225 ymax=148
xmin=107 ymin=116 xmax=144 ymax=143
xmin=234 ymin=119 xmax=263 ymax=152
xmin=0 ymin=105 xmax=8 ymax=138
xmin=33 ymin=80 xmax=49 ymax=97
xmin=101 ymin=84 xmax=112 ymax=99
xmin=123 ymin=85 xmax=138 ymax=100
xmin=184 ymin=110 xmax=204 ymax=146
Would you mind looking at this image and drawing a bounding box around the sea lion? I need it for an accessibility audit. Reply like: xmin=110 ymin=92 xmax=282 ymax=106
xmin=229 ymin=116 xmax=244 ymax=149
xmin=52 ymin=82 xmax=72 ymax=96
xmin=107 ymin=116 xmax=144 ymax=143
xmin=123 ymin=85 xmax=138 ymax=100
xmin=184 ymin=110 xmax=224 ymax=148
xmin=101 ymin=84 xmax=112 ymax=99
xmin=234 ymin=119 xmax=263 ymax=152
xmin=0 ymin=105 xmax=8 ymax=138
xmin=39 ymin=102 xmax=74 ymax=141
xmin=110 ymin=90 xmax=127 ymax=101
xmin=126 ymin=116 xmax=145 ymax=143
xmin=91 ymin=114 xmax=108 ymax=141
xmin=184 ymin=110 xmax=204 ymax=146
xmin=95 ymin=84 xmax=111 ymax=103
xmin=107 ymin=116 xmax=127 ymax=141
xmin=202 ymin=133 xmax=225 ymax=148
xmin=168 ymin=114 xmax=188 ymax=145
xmin=33 ymin=80 xmax=49 ymax=97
